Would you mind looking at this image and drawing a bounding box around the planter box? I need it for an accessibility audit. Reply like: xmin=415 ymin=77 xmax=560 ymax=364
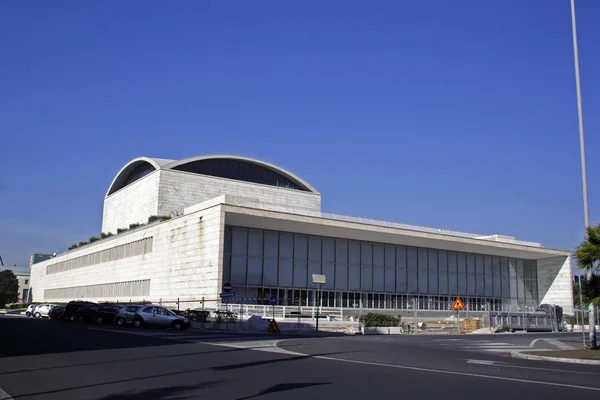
xmin=361 ymin=326 xmax=403 ymax=335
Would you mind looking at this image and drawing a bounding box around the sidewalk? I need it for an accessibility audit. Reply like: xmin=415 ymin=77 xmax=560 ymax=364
xmin=512 ymin=349 xmax=600 ymax=365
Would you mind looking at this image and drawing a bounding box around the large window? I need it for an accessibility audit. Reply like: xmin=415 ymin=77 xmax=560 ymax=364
xmin=222 ymin=226 xmax=539 ymax=309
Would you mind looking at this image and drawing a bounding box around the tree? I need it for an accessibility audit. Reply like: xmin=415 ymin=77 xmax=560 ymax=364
xmin=0 ymin=269 xmax=19 ymax=308
xmin=575 ymin=223 xmax=600 ymax=306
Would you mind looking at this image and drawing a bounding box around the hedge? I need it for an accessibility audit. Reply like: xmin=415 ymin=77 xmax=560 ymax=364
xmin=359 ymin=313 xmax=401 ymax=327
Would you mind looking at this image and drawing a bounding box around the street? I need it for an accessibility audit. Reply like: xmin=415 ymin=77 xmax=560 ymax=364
xmin=1 ymin=315 xmax=599 ymax=399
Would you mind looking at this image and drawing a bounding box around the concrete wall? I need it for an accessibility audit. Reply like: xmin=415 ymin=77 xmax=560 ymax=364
xmin=537 ymin=256 xmax=574 ymax=315
xmin=157 ymin=169 xmax=321 ymax=218
xmin=101 ymin=171 xmax=161 ymax=234
xmin=31 ymin=200 xmax=226 ymax=308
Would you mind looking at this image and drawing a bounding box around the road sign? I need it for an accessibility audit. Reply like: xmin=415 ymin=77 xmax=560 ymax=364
xmin=312 ymin=274 xmax=326 ymax=284
xmin=452 ymin=297 xmax=465 ymax=311
xmin=223 ymin=282 xmax=233 ymax=293
xmin=270 ymin=295 xmax=277 ymax=306
xmin=267 ymin=319 xmax=280 ymax=333
xmin=220 ymin=292 xmax=236 ymax=298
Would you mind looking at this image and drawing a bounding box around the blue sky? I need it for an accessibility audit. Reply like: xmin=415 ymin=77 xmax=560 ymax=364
xmin=1 ymin=0 xmax=598 ymax=270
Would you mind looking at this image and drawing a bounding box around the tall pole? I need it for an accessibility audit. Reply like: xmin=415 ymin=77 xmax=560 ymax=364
xmin=570 ymin=0 xmax=590 ymax=230
xmin=571 ymin=0 xmax=594 ymax=348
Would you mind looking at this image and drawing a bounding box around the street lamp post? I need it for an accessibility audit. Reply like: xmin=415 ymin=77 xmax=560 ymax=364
xmin=570 ymin=0 xmax=595 ymax=349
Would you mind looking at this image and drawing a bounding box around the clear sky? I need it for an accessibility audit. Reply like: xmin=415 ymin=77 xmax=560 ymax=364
xmin=1 ymin=0 xmax=598 ymax=270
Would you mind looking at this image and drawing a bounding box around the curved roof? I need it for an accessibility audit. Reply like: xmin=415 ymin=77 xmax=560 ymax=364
xmin=106 ymin=155 xmax=318 ymax=197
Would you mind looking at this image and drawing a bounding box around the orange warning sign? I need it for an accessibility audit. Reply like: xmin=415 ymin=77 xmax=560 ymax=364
xmin=452 ymin=297 xmax=465 ymax=311
xmin=267 ymin=319 xmax=280 ymax=333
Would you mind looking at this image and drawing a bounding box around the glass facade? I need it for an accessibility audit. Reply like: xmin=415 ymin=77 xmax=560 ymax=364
xmin=223 ymin=226 xmax=539 ymax=311
xmin=173 ymin=158 xmax=308 ymax=191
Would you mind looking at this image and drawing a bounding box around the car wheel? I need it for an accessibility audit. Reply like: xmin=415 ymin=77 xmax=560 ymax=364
xmin=95 ymin=316 xmax=103 ymax=324
xmin=133 ymin=319 xmax=143 ymax=328
xmin=34 ymin=312 xmax=41 ymax=318
xmin=116 ymin=317 xmax=125 ymax=326
xmin=26 ymin=312 xmax=31 ymax=317
xmin=172 ymin=321 xmax=182 ymax=331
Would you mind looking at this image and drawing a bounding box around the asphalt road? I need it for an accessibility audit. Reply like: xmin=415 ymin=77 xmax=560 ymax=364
xmin=1 ymin=315 xmax=599 ymax=399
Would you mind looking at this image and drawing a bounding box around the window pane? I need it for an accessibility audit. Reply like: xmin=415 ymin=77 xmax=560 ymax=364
xmin=322 ymin=237 xmax=335 ymax=263
xmin=224 ymin=227 xmax=232 ymax=254
xmin=294 ymin=234 xmax=307 ymax=260
xmin=308 ymin=262 xmax=321 ymax=288
xmin=232 ymin=227 xmax=247 ymax=255
xmin=361 ymin=242 xmax=373 ymax=266
xmin=385 ymin=268 xmax=396 ymax=292
xmin=397 ymin=246 xmax=407 ymax=269
xmin=448 ymin=271 xmax=458 ymax=295
xmin=407 ymin=247 xmax=417 ymax=270
xmin=467 ymin=253 xmax=475 ymax=274
xmin=438 ymin=250 xmax=447 ymax=272
xmin=493 ymin=276 xmax=502 ymax=297
xmin=467 ymin=275 xmax=477 ymax=296
xmin=458 ymin=274 xmax=467 ymax=295
xmin=418 ymin=272 xmax=428 ymax=294
xmin=279 ymin=233 xmax=293 ymax=259
xmin=293 ymin=261 xmax=307 ymax=287
xmin=509 ymin=258 xmax=517 ymax=279
xmin=408 ymin=269 xmax=418 ymax=293
xmin=348 ymin=265 xmax=361 ymax=290
xmin=485 ymin=274 xmax=493 ymax=296
xmin=361 ymin=267 xmax=373 ymax=291
xmin=335 ymin=265 xmax=348 ymax=290
xmin=418 ymin=248 xmax=428 ymax=271
xmin=428 ymin=250 xmax=437 ymax=272
xmin=448 ymin=251 xmax=457 ymax=273
xmin=475 ymin=254 xmax=484 ymax=274
xmin=429 ymin=271 xmax=438 ymax=294
xmin=223 ymin=255 xmax=231 ymax=283
xmin=322 ymin=263 xmax=334 ymax=290
xmin=349 ymin=241 xmax=360 ymax=264
xmin=247 ymin=258 xmax=263 ymax=286
xmin=308 ymin=236 xmax=321 ymax=261
xmin=484 ymin=255 xmax=493 ymax=276
xmin=439 ymin=271 xmax=448 ymax=295
xmin=278 ymin=259 xmax=293 ymax=287
xmin=385 ymin=245 xmax=395 ymax=268
xmin=373 ymin=267 xmax=384 ymax=292
xmin=501 ymin=257 xmax=509 ymax=277
xmin=231 ymin=256 xmax=246 ymax=283
xmin=373 ymin=244 xmax=384 ymax=267
xmin=335 ymin=239 xmax=347 ymax=264
xmin=457 ymin=253 xmax=466 ymax=273
xmin=501 ymin=277 xmax=510 ymax=298
xmin=264 ymin=230 xmax=278 ymax=258
xmin=263 ymin=259 xmax=278 ymax=286
xmin=248 ymin=229 xmax=263 ymax=257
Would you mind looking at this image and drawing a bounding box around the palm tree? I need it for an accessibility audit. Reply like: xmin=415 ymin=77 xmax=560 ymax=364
xmin=575 ymin=222 xmax=600 ymax=306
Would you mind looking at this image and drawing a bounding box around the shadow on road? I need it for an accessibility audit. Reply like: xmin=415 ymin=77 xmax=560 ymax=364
xmin=96 ymin=381 xmax=221 ymax=400
xmin=237 ymin=383 xmax=332 ymax=400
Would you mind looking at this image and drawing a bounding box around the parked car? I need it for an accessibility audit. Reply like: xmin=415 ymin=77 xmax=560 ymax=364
xmin=73 ymin=303 xmax=102 ymax=323
xmin=63 ymin=301 xmax=96 ymax=321
xmin=87 ymin=305 xmax=123 ymax=324
xmin=114 ymin=305 xmax=143 ymax=326
xmin=33 ymin=304 xmax=58 ymax=318
xmin=49 ymin=306 xmax=65 ymax=320
xmin=25 ymin=304 xmax=37 ymax=317
xmin=132 ymin=306 xmax=191 ymax=331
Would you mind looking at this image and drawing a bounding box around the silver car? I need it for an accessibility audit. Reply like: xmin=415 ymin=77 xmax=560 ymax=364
xmin=132 ymin=306 xmax=191 ymax=331
xmin=114 ymin=305 xmax=143 ymax=326
xmin=32 ymin=304 xmax=57 ymax=318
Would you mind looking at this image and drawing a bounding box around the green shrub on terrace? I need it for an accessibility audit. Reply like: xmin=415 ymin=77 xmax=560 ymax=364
xmin=359 ymin=313 xmax=401 ymax=327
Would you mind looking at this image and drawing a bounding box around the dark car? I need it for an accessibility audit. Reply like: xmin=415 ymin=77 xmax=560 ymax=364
xmin=49 ymin=306 xmax=65 ymax=320
xmin=87 ymin=305 xmax=123 ymax=324
xmin=63 ymin=301 xmax=96 ymax=321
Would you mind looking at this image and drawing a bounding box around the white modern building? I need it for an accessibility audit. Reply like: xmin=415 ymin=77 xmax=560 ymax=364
xmin=30 ymin=155 xmax=574 ymax=314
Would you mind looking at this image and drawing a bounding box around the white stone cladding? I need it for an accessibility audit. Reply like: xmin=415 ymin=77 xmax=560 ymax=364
xmin=537 ymin=256 xmax=574 ymax=315
xmin=31 ymin=201 xmax=225 ymax=308
xmin=102 ymin=171 xmax=161 ymax=235
xmin=157 ymin=169 xmax=321 ymax=218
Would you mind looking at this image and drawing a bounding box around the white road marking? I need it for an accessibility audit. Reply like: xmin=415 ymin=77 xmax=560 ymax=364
xmin=0 ymin=386 xmax=13 ymax=400
xmin=466 ymin=359 xmax=503 ymax=365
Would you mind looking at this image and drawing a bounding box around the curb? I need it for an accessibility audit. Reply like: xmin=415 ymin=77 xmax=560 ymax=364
xmin=511 ymin=351 xmax=600 ymax=365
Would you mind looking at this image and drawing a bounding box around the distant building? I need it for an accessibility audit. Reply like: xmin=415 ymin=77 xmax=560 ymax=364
xmin=13 ymin=270 xmax=31 ymax=303
xmin=29 ymin=155 xmax=573 ymax=314
xmin=30 ymin=253 xmax=54 ymax=265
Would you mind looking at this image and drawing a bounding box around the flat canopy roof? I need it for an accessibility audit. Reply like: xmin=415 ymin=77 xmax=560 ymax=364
xmin=222 ymin=205 xmax=570 ymax=261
